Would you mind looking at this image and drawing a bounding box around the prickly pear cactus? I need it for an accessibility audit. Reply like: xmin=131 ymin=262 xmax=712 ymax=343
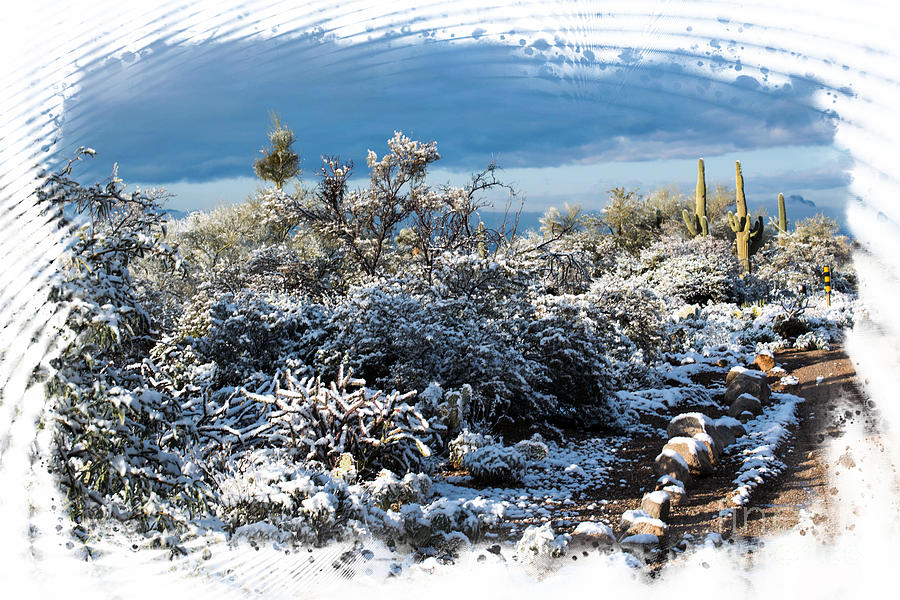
xmin=682 ymin=158 xmax=710 ymax=237
xmin=727 ymin=161 xmax=764 ymax=274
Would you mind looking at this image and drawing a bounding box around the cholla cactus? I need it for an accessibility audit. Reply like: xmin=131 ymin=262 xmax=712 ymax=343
xmin=682 ymin=158 xmax=709 ymax=237
xmin=727 ymin=161 xmax=764 ymax=273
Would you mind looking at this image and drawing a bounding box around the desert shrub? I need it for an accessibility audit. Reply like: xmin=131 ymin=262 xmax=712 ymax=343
xmin=760 ymin=214 xmax=855 ymax=294
xmin=364 ymin=470 xmax=433 ymax=509
xmin=38 ymin=150 xmax=208 ymax=527
xmin=629 ymin=236 xmax=755 ymax=306
xmin=448 ymin=429 xmax=496 ymax=468
xmin=461 ymin=444 xmax=527 ymax=486
xmin=216 ymin=451 xmax=367 ymax=546
xmin=237 ymin=366 xmax=436 ymax=475
xmin=514 ymin=438 xmax=550 ymax=461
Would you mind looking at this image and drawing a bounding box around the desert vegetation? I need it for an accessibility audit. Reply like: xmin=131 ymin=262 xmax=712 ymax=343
xmin=35 ymin=128 xmax=857 ymax=568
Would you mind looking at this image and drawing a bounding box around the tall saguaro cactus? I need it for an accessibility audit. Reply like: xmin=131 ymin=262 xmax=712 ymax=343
xmin=727 ymin=161 xmax=764 ymax=274
xmin=777 ymin=192 xmax=788 ymax=232
xmin=682 ymin=158 xmax=709 ymax=237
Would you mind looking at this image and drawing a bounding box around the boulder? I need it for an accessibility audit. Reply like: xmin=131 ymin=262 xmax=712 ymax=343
xmin=662 ymin=437 xmax=714 ymax=476
xmin=715 ymin=416 xmax=746 ymax=440
xmin=728 ymin=393 xmax=763 ymax=418
xmin=667 ymin=412 xmax=716 ymax=439
xmin=625 ymin=516 xmax=669 ymax=539
xmin=570 ymin=522 xmax=616 ymax=550
xmin=619 ymin=533 xmax=660 ymax=555
xmin=753 ymin=350 xmax=776 ymax=372
xmin=619 ymin=509 xmax=652 ymax=530
xmin=668 ymin=412 xmax=730 ymax=452
xmin=724 ymin=367 xmax=771 ymax=405
xmin=661 ymin=484 xmax=686 ymax=506
xmin=655 ymin=474 xmax=684 ymax=490
xmin=640 ymin=491 xmax=671 ymax=521
xmin=654 ymin=448 xmax=692 ymax=483
xmin=692 ymin=432 xmax=720 ymax=465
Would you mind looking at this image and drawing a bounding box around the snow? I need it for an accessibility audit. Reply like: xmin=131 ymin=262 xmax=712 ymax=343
xmin=730 ymin=392 xmax=805 ymax=506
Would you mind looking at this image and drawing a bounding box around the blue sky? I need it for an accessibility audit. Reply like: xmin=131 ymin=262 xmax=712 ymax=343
xmin=60 ymin=23 xmax=851 ymax=229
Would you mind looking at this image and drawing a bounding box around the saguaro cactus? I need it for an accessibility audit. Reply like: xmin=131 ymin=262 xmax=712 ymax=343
xmin=682 ymin=158 xmax=709 ymax=237
xmin=777 ymin=193 xmax=788 ymax=232
xmin=727 ymin=161 xmax=764 ymax=274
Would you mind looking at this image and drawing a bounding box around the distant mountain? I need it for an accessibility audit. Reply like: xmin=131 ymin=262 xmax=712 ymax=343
xmin=786 ymin=194 xmax=816 ymax=208
xmin=161 ymin=208 xmax=189 ymax=221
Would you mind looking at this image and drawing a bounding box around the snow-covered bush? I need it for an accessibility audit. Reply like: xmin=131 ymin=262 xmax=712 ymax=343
xmin=514 ymin=438 xmax=549 ymax=461
xmin=759 ymin=214 xmax=855 ymax=294
xmin=462 ymin=444 xmax=527 ymax=486
xmin=448 ymin=429 xmax=496 ymax=468
xmin=629 ymin=236 xmax=757 ymax=306
xmin=39 ymin=151 xmax=209 ymax=527
xmin=216 ymin=450 xmax=367 ymax=546
xmin=515 ymin=522 xmax=570 ymax=561
xmin=364 ymin=470 xmax=433 ymax=509
xmin=238 ymin=366 xmax=436 ymax=474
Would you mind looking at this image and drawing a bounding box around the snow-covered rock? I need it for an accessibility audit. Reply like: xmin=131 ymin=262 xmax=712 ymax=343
xmin=654 ymin=447 xmax=692 ymax=483
xmin=724 ymin=366 xmax=771 ymax=404
xmin=640 ymin=490 xmax=671 ymax=521
xmin=619 ymin=508 xmax=652 ymax=530
xmin=729 ymin=392 xmax=763 ymax=419
xmin=662 ymin=437 xmax=714 ymax=476
xmin=624 ymin=516 xmax=669 ymax=538
xmin=753 ymin=350 xmax=776 ymax=372
xmin=570 ymin=521 xmax=616 ymax=550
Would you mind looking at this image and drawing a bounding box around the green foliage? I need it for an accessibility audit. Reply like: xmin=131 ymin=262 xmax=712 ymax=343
xmin=253 ymin=112 xmax=300 ymax=189
xmin=602 ymin=187 xmax=663 ymax=253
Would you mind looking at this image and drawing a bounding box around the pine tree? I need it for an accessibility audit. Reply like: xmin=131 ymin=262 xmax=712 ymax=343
xmin=253 ymin=112 xmax=300 ymax=189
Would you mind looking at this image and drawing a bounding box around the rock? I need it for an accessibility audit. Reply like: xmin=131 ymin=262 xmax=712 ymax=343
xmin=667 ymin=412 xmax=716 ymax=440
xmin=728 ymin=393 xmax=763 ymax=418
xmin=619 ymin=509 xmax=652 ymax=530
xmin=753 ymin=350 xmax=775 ymax=372
xmin=619 ymin=533 xmax=660 ymax=555
xmin=655 ymin=474 xmax=684 ymax=490
xmin=724 ymin=367 xmax=771 ymax=405
xmin=692 ymin=432 xmax=720 ymax=465
xmin=625 ymin=516 xmax=669 ymax=539
xmin=654 ymin=448 xmax=692 ymax=483
xmin=640 ymin=491 xmax=671 ymax=521
xmin=712 ymin=416 xmax=746 ymax=447
xmin=662 ymin=437 xmax=714 ymax=476
xmin=738 ymin=410 xmax=755 ymax=421
xmin=662 ymin=484 xmax=686 ymax=506
xmin=570 ymin=522 xmax=616 ymax=550
xmin=668 ymin=412 xmax=731 ymax=453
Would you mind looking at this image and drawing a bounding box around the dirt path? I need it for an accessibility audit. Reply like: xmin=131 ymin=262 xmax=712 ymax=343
xmin=599 ymin=344 xmax=872 ymax=557
xmin=666 ymin=345 xmax=871 ymax=546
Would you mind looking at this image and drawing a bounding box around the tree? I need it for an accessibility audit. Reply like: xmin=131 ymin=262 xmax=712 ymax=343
xmin=253 ymin=112 xmax=300 ymax=189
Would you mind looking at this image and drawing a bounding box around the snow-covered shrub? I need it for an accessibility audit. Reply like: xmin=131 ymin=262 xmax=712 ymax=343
xmin=448 ymin=429 xmax=496 ymax=468
xmin=315 ymin=279 xmax=553 ymax=428
xmin=462 ymin=444 xmax=527 ymax=486
xmin=240 ymin=366 xmax=436 ymax=474
xmin=759 ymin=214 xmax=855 ymax=294
xmin=171 ymin=288 xmax=328 ymax=387
xmin=795 ymin=330 xmax=830 ymax=351
xmin=39 ymin=152 xmax=209 ymax=527
xmin=416 ymin=382 xmax=471 ymax=436
xmin=216 ymin=450 xmax=367 ymax=546
xmin=629 ymin=236 xmax=757 ymax=306
xmin=515 ymin=522 xmax=570 ymax=561
xmin=514 ymin=438 xmax=549 ymax=461
xmin=364 ymin=470 xmax=433 ymax=509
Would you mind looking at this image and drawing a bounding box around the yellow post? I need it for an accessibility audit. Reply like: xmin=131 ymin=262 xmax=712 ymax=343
xmin=824 ymin=265 xmax=831 ymax=307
